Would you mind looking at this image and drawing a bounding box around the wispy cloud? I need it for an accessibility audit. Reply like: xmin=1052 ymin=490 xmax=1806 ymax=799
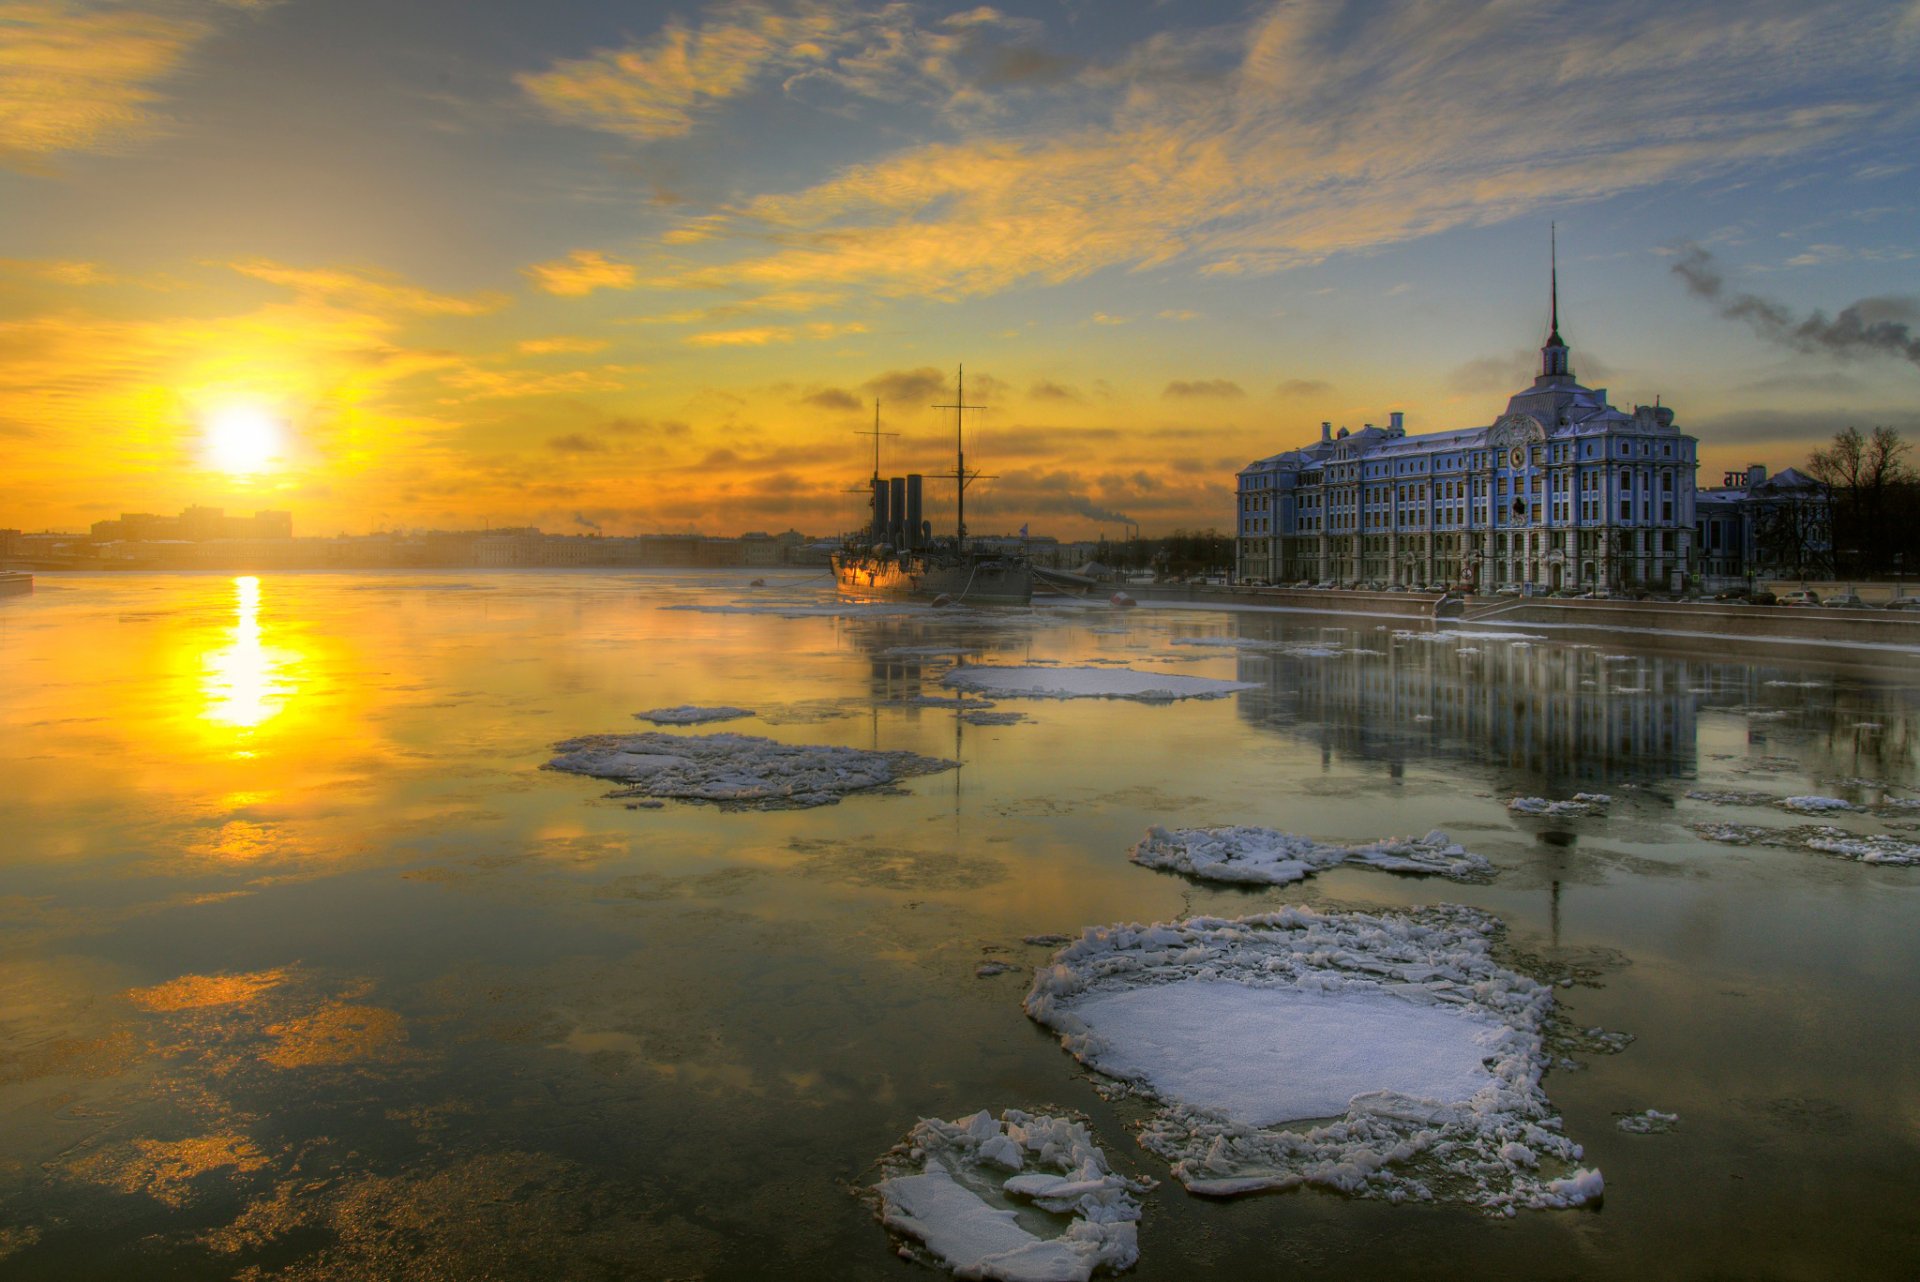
xmin=1163 ymin=378 xmax=1244 ymax=399
xmin=1672 ymin=244 xmax=1920 ymax=367
xmin=524 ymin=250 xmax=637 ymax=297
xmin=684 ymin=320 xmax=866 ymax=346
xmin=518 ymin=0 xmax=1070 ymax=144
xmin=519 ymin=335 xmax=610 ymax=355
xmin=230 ymin=260 xmax=506 ymax=316
xmin=0 ymin=1 xmax=206 ymax=167
xmin=625 ymin=1 xmax=1915 ymax=306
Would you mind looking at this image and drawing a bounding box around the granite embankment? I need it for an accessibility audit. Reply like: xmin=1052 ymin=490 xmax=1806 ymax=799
xmin=1127 ymin=583 xmax=1920 ymax=656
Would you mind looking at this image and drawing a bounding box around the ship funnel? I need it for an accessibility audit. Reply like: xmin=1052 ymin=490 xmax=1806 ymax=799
xmin=905 ymin=474 xmax=924 ymax=548
xmin=872 ymin=477 xmax=890 ymax=540
xmin=889 ymin=477 xmax=907 ymax=546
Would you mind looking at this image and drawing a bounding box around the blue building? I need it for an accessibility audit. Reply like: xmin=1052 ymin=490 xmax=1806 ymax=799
xmin=1237 ymin=278 xmax=1699 ymax=592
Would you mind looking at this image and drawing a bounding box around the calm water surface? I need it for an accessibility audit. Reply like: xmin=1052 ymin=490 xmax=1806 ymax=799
xmin=3 ymin=570 xmax=1917 ymax=1279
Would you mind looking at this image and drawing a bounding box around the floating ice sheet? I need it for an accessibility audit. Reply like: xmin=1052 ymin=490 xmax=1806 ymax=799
xmin=942 ymin=665 xmax=1256 ymax=702
xmin=1616 ymin=1109 xmax=1680 ymax=1134
xmin=1508 ymin=794 xmax=1612 ymax=819
xmin=1023 ymin=907 xmax=1602 ymax=1211
xmin=1131 ymin=826 xmax=1490 ymax=886
xmin=546 ymin=732 xmax=955 ymax=810
xmin=634 ymin=705 xmax=753 ymax=725
xmin=872 ymin=1109 xmax=1144 ymax=1282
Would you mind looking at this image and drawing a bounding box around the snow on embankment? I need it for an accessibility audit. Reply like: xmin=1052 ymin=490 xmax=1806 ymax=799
xmin=546 ymin=732 xmax=955 ymax=810
xmin=1131 ymin=827 xmax=1490 ymax=886
xmin=871 ymin=1110 xmax=1145 ymax=1282
xmin=1023 ymin=908 xmax=1602 ymax=1212
xmin=942 ymin=664 xmax=1256 ymax=703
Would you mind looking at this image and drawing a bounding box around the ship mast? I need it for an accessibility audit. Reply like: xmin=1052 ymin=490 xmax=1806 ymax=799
xmin=932 ymin=364 xmax=989 ymax=549
xmin=851 ymin=399 xmax=897 ymax=539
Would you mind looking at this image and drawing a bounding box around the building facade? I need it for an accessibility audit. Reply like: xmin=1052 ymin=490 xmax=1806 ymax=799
xmin=1237 ymin=285 xmax=1699 ymax=592
xmin=1694 ymin=465 xmax=1830 ymax=586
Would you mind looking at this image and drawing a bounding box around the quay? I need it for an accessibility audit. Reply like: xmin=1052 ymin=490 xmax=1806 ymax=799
xmin=1126 ymin=582 xmax=1920 ymax=660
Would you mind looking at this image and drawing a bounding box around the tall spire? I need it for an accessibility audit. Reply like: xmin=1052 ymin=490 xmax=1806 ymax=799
xmin=1547 ymin=222 xmax=1562 ymax=347
xmin=1538 ymin=223 xmax=1572 ymax=381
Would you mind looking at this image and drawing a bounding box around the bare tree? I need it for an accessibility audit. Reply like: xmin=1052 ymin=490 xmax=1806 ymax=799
xmin=1807 ymin=427 xmax=1913 ymax=575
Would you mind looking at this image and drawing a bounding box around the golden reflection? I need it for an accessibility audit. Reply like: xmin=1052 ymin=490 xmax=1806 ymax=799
xmin=261 ymin=1002 xmax=407 ymax=1068
xmin=67 ymin=1133 xmax=269 ymax=1208
xmin=126 ymin=968 xmax=291 ymax=1012
xmin=201 ymin=576 xmax=300 ymax=733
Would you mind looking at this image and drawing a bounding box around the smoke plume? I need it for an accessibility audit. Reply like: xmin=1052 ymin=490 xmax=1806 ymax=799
xmin=1672 ymin=245 xmax=1920 ymax=367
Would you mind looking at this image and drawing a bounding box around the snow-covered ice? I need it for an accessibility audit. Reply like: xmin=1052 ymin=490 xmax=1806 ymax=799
xmin=1131 ymin=826 xmax=1490 ymax=885
xmin=1803 ymin=833 xmax=1920 ymax=865
xmin=943 ymin=665 xmax=1257 ymax=702
xmin=634 ymin=704 xmax=753 ymax=725
xmin=1508 ymin=794 xmax=1612 ymax=819
xmin=1023 ymin=907 xmax=1602 ymax=1211
xmin=1615 ymin=1109 xmax=1680 ymax=1134
xmin=872 ymin=1109 xmax=1144 ymax=1282
xmin=546 ymin=732 xmax=955 ymax=809
xmin=1781 ymin=795 xmax=1856 ymax=814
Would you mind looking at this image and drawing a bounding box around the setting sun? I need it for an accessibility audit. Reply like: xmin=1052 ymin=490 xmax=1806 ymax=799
xmin=203 ymin=405 xmax=282 ymax=475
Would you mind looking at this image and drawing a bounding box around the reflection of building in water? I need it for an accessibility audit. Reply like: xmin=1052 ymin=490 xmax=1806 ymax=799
xmin=1231 ymin=623 xmax=1707 ymax=788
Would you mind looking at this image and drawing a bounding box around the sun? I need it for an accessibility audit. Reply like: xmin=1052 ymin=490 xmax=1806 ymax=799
xmin=203 ymin=405 xmax=282 ymax=475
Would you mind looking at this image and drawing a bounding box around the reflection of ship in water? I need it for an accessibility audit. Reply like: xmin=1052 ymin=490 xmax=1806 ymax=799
xmin=1228 ymin=619 xmax=1706 ymax=789
xmin=832 ymin=369 xmax=1033 ymax=606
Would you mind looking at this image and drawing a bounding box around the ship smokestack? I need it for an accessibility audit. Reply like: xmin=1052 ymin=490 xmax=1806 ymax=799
xmin=905 ymin=474 xmax=924 ymax=548
xmin=872 ymin=477 xmax=890 ymax=541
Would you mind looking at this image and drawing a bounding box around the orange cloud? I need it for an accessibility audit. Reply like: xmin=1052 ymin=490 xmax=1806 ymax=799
xmin=518 ymin=335 xmax=610 ymax=355
xmin=524 ymin=250 xmax=637 ymax=297
xmin=0 ymin=1 xmax=207 ymax=167
xmin=229 ymin=259 xmax=506 ymax=316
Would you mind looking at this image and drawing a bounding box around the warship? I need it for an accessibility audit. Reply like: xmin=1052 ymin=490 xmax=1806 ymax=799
xmin=832 ymin=367 xmax=1033 ymax=605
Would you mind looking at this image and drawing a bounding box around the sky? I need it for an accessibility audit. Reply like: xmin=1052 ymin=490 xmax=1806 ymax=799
xmin=3 ymin=0 xmax=1917 ymax=540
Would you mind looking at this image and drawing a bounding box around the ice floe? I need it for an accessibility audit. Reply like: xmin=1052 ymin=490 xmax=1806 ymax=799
xmin=546 ymin=732 xmax=955 ymax=809
xmin=1781 ymin=795 xmax=1856 ymax=814
xmin=1685 ymin=821 xmax=1920 ymax=865
xmin=1130 ymin=826 xmax=1490 ymax=886
xmin=872 ymin=1109 xmax=1145 ymax=1282
xmin=942 ymin=665 xmax=1256 ymax=703
xmin=1802 ymin=833 xmax=1920 ymax=865
xmin=1508 ymin=794 xmax=1612 ymax=819
xmin=1688 ymin=789 xmax=1859 ymax=816
xmin=1023 ymin=907 xmax=1603 ymax=1211
xmin=634 ymin=704 xmax=753 ymax=725
xmin=963 ymin=710 xmax=1029 ymax=726
xmin=1614 ymin=1109 xmax=1680 ymax=1134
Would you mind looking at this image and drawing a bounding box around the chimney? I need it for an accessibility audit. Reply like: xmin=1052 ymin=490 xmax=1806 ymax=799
xmin=1747 ymin=463 xmax=1766 ymax=489
xmin=1389 ymin=411 xmax=1404 ymax=436
xmin=1321 ymin=421 xmax=1331 ymax=442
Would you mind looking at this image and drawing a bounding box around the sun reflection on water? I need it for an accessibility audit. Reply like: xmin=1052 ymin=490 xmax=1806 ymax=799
xmin=201 ymin=576 xmax=298 ymax=735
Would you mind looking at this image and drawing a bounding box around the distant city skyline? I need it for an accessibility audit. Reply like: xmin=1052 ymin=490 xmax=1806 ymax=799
xmin=3 ymin=0 xmax=1916 ymax=538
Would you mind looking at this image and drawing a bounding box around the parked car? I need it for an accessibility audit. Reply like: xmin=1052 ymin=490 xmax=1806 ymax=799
xmin=1823 ymin=593 xmax=1868 ymax=609
xmin=1778 ymin=589 xmax=1821 ymax=606
xmin=1494 ymin=584 xmax=1523 ymax=597
xmin=1885 ymin=597 xmax=1920 ymax=610
xmin=1747 ymin=590 xmax=1777 ymax=605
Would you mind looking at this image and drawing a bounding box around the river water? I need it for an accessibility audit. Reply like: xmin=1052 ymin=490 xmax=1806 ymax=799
xmin=2 ymin=570 xmax=1916 ymax=1279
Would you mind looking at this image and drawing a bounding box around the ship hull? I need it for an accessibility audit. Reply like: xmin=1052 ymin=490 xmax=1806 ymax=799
xmin=832 ymin=551 xmax=1032 ymax=605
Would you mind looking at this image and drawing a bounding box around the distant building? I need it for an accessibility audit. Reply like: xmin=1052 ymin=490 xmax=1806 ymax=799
xmin=91 ymin=507 xmax=292 ymax=542
xmin=1237 ymin=269 xmax=1699 ymax=592
xmin=1695 ymin=465 xmax=1831 ymax=585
